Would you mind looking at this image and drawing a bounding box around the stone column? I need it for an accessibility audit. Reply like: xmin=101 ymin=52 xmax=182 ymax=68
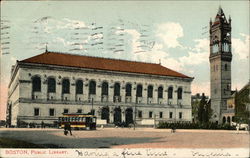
xmin=108 ymin=82 xmax=114 ymax=102
xmin=41 ymin=75 xmax=47 ymax=100
xmin=121 ymin=82 xmax=125 ymax=103
xmin=83 ymin=79 xmax=89 ymax=101
xmin=96 ymin=80 xmax=102 ymax=102
xmin=56 ymin=77 xmax=62 ymax=100
xmin=132 ymin=83 xmax=137 ymax=103
xmin=121 ymin=107 xmax=126 ymax=122
xmin=153 ymin=85 xmax=158 ymax=104
xmin=70 ymin=78 xmax=75 ymax=101
xmin=109 ymin=107 xmax=114 ymax=123
xmin=142 ymin=83 xmax=147 ymax=104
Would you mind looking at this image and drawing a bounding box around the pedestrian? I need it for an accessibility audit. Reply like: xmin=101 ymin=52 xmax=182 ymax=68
xmin=64 ymin=123 xmax=68 ymax=136
xmin=41 ymin=121 xmax=44 ymax=128
xmin=67 ymin=122 xmax=72 ymax=136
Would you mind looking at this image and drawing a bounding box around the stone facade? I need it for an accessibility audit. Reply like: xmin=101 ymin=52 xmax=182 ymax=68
xmin=7 ymin=53 xmax=193 ymax=126
xmin=209 ymin=7 xmax=233 ymax=124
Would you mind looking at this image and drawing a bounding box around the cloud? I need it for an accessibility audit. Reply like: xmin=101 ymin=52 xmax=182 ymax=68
xmin=232 ymin=33 xmax=249 ymax=60
xmin=179 ymin=38 xmax=209 ymax=66
xmin=155 ymin=22 xmax=184 ymax=48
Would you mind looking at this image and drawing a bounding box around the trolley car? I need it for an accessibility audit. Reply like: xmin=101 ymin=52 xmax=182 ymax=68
xmin=58 ymin=113 xmax=96 ymax=130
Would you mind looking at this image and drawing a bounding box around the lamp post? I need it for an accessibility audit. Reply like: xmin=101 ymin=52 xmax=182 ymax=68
xmin=91 ymin=98 xmax=94 ymax=115
xmin=134 ymin=98 xmax=137 ymax=130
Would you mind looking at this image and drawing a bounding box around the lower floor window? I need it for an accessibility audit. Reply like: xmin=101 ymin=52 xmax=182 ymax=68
xmin=77 ymin=109 xmax=82 ymax=113
xmin=49 ymin=108 xmax=55 ymax=116
xmin=34 ymin=108 xmax=39 ymax=116
xmin=179 ymin=112 xmax=182 ymax=119
xmin=64 ymin=109 xmax=69 ymax=114
xmin=159 ymin=112 xmax=163 ymax=118
xmin=149 ymin=111 xmax=153 ymax=118
xmin=138 ymin=111 xmax=142 ymax=118
xmin=169 ymin=112 xmax=173 ymax=119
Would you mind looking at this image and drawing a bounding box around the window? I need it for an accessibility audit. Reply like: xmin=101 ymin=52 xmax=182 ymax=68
xmin=76 ymin=80 xmax=83 ymax=94
xmin=168 ymin=87 xmax=173 ymax=99
xmin=149 ymin=111 xmax=153 ymax=118
xmin=147 ymin=85 xmax=153 ymax=98
xmin=49 ymin=108 xmax=55 ymax=116
xmin=63 ymin=109 xmax=69 ymax=114
xmin=32 ymin=76 xmax=41 ymax=92
xmin=48 ymin=78 xmax=56 ymax=93
xmin=125 ymin=84 xmax=132 ymax=96
xmin=136 ymin=84 xmax=143 ymax=97
xmin=34 ymin=108 xmax=39 ymax=116
xmin=225 ymin=64 xmax=228 ymax=71
xmin=169 ymin=112 xmax=173 ymax=119
xmin=77 ymin=109 xmax=82 ymax=113
xmin=138 ymin=111 xmax=142 ymax=118
xmin=179 ymin=112 xmax=182 ymax=119
xmin=159 ymin=112 xmax=163 ymax=118
xmin=62 ymin=79 xmax=70 ymax=94
xmin=177 ymin=87 xmax=183 ymax=99
xmin=89 ymin=80 xmax=96 ymax=94
xmin=91 ymin=109 xmax=95 ymax=115
xmin=114 ymin=83 xmax=120 ymax=96
xmin=158 ymin=86 xmax=163 ymax=98
xmin=102 ymin=82 xmax=109 ymax=95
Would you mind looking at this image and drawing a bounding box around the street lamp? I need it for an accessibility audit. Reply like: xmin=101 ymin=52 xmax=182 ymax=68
xmin=134 ymin=98 xmax=137 ymax=130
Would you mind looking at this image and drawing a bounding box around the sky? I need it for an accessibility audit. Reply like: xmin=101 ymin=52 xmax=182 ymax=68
xmin=0 ymin=1 xmax=249 ymax=120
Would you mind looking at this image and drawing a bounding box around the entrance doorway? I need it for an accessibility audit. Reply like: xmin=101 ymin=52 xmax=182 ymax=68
xmin=125 ymin=108 xmax=133 ymax=125
xmin=113 ymin=107 xmax=121 ymax=124
xmin=101 ymin=106 xmax=109 ymax=123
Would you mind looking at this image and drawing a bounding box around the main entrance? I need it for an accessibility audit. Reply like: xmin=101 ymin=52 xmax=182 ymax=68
xmin=125 ymin=108 xmax=133 ymax=125
xmin=101 ymin=106 xmax=110 ymax=123
xmin=113 ymin=107 xmax=121 ymax=124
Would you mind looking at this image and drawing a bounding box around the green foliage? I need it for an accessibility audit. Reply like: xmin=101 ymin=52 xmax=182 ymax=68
xmin=158 ymin=122 xmax=235 ymax=130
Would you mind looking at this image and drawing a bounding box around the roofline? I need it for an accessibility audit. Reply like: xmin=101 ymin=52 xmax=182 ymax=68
xmin=24 ymin=51 xmax=161 ymax=65
xmin=19 ymin=61 xmax=194 ymax=81
xmin=21 ymin=51 xmax=193 ymax=79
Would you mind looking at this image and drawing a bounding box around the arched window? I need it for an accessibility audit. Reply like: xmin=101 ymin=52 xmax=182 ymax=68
xmin=168 ymin=87 xmax=173 ymax=99
xmin=114 ymin=83 xmax=120 ymax=96
xmin=147 ymin=85 xmax=153 ymax=98
xmin=48 ymin=77 xmax=56 ymax=93
xmin=102 ymin=82 xmax=109 ymax=95
xmin=89 ymin=80 xmax=96 ymax=95
xmin=125 ymin=83 xmax=132 ymax=96
xmin=227 ymin=116 xmax=231 ymax=123
xmin=32 ymin=76 xmax=41 ymax=92
xmin=62 ymin=79 xmax=70 ymax=94
xmin=136 ymin=84 xmax=143 ymax=97
xmin=76 ymin=80 xmax=83 ymax=94
xmin=223 ymin=117 xmax=226 ymax=124
xmin=158 ymin=86 xmax=163 ymax=98
xmin=177 ymin=87 xmax=182 ymax=99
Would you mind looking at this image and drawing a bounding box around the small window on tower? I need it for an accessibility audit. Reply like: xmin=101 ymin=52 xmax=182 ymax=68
xmin=225 ymin=64 xmax=228 ymax=71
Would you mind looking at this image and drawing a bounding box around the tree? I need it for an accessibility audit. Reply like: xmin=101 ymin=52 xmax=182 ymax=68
xmin=198 ymin=94 xmax=206 ymax=123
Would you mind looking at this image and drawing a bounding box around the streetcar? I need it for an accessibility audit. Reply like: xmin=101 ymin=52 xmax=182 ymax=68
xmin=58 ymin=113 xmax=96 ymax=130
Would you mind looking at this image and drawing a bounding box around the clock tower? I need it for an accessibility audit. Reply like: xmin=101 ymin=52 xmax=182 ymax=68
xmin=209 ymin=7 xmax=232 ymax=123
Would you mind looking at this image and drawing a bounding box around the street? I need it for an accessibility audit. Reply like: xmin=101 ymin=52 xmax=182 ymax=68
xmin=0 ymin=128 xmax=249 ymax=148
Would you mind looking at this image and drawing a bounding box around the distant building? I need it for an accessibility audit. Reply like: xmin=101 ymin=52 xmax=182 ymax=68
xmin=233 ymin=82 xmax=250 ymax=123
xmin=6 ymin=51 xmax=193 ymax=127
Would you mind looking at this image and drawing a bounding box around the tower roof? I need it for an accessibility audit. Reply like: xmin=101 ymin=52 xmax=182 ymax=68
xmin=213 ymin=6 xmax=228 ymax=25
